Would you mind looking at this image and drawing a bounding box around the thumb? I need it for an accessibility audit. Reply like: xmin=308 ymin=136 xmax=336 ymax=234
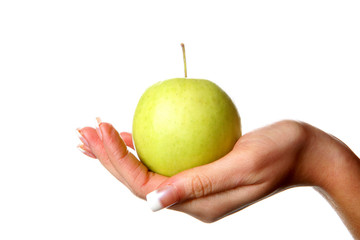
xmin=146 ymin=150 xmax=249 ymax=211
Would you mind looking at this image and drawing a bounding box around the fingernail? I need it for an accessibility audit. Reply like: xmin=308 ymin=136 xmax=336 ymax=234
xmin=77 ymin=144 xmax=96 ymax=159
xmin=146 ymin=185 xmax=179 ymax=212
xmin=76 ymin=128 xmax=89 ymax=147
xmin=96 ymin=117 xmax=102 ymax=140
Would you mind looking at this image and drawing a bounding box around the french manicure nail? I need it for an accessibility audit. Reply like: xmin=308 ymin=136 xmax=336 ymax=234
xmin=146 ymin=185 xmax=179 ymax=212
xmin=77 ymin=144 xmax=96 ymax=159
xmin=76 ymin=128 xmax=89 ymax=147
xmin=95 ymin=117 xmax=102 ymax=140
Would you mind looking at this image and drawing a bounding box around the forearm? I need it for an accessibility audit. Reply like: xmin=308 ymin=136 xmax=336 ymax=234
xmin=299 ymin=123 xmax=360 ymax=239
xmin=318 ymin=152 xmax=360 ymax=239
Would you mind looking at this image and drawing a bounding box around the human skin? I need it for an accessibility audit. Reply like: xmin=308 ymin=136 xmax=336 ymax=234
xmin=77 ymin=120 xmax=360 ymax=239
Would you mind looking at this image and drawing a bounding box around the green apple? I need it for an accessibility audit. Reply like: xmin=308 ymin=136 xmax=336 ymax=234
xmin=132 ymin=44 xmax=241 ymax=177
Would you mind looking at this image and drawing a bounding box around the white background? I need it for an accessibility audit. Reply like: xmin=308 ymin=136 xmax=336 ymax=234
xmin=1 ymin=0 xmax=359 ymax=239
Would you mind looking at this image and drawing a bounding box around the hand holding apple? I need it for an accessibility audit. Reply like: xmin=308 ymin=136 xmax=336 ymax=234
xmin=77 ymin=120 xmax=357 ymax=224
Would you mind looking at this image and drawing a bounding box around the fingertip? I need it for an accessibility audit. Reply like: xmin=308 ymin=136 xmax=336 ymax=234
xmin=78 ymin=127 xmax=99 ymax=143
xmin=146 ymin=190 xmax=164 ymax=212
xmin=120 ymin=132 xmax=135 ymax=149
xmin=77 ymin=144 xmax=97 ymax=159
xmin=146 ymin=184 xmax=179 ymax=211
xmin=96 ymin=121 xmax=115 ymax=140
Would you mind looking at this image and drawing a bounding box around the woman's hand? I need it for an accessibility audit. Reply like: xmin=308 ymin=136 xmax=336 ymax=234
xmin=77 ymin=120 xmax=306 ymax=220
xmin=77 ymin=119 xmax=360 ymax=238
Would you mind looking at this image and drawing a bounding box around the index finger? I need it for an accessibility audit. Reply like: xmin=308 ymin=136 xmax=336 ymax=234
xmin=97 ymin=119 xmax=167 ymax=199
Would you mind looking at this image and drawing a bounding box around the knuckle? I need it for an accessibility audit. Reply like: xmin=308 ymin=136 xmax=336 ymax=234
xmin=189 ymin=175 xmax=213 ymax=199
xmin=194 ymin=205 xmax=222 ymax=223
xmin=278 ymin=120 xmax=308 ymax=145
xmin=199 ymin=214 xmax=218 ymax=223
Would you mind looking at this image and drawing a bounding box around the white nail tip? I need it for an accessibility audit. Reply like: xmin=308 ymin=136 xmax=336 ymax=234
xmin=76 ymin=128 xmax=82 ymax=138
xmin=77 ymin=144 xmax=86 ymax=153
xmin=146 ymin=190 xmax=164 ymax=212
xmin=95 ymin=117 xmax=103 ymax=140
xmin=96 ymin=117 xmax=102 ymax=127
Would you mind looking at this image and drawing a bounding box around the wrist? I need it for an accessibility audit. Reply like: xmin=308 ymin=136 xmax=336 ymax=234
xmin=296 ymin=123 xmax=360 ymax=238
xmin=302 ymin=124 xmax=359 ymax=191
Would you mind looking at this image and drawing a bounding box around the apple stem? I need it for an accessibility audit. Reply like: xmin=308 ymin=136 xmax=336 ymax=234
xmin=181 ymin=43 xmax=187 ymax=78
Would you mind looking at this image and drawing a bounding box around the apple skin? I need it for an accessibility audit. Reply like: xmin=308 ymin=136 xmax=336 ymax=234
xmin=132 ymin=78 xmax=241 ymax=177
